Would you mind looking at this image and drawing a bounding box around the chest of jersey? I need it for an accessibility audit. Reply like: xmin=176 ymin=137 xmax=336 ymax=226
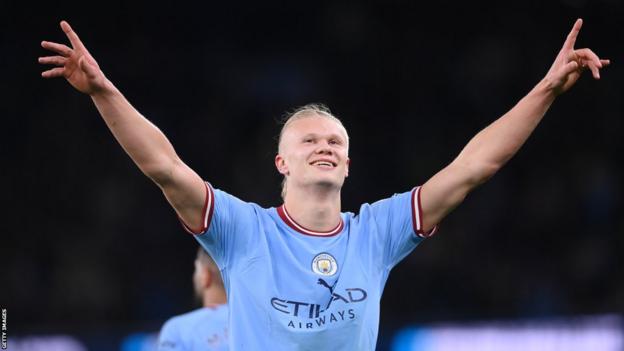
xmin=226 ymin=212 xmax=386 ymax=338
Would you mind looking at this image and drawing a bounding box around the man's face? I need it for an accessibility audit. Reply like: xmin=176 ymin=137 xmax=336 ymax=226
xmin=276 ymin=114 xmax=350 ymax=192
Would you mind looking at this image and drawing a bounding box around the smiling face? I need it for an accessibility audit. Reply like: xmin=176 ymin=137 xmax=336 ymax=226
xmin=275 ymin=112 xmax=350 ymax=197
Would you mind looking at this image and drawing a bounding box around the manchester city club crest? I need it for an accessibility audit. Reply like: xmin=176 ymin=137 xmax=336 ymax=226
xmin=311 ymin=253 xmax=338 ymax=276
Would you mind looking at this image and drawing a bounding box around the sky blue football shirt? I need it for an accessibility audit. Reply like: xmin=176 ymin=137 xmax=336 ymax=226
xmin=158 ymin=304 xmax=228 ymax=351
xmin=182 ymin=183 xmax=435 ymax=351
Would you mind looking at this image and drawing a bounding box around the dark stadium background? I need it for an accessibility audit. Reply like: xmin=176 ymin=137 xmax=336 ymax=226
xmin=3 ymin=0 xmax=623 ymax=350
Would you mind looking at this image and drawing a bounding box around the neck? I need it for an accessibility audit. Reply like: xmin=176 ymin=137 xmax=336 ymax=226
xmin=203 ymin=287 xmax=227 ymax=307
xmin=283 ymin=184 xmax=342 ymax=233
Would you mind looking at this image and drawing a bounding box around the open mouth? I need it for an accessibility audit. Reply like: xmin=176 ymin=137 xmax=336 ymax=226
xmin=310 ymin=160 xmax=337 ymax=168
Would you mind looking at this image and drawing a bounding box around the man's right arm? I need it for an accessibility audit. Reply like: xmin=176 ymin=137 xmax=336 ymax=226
xmin=40 ymin=21 xmax=207 ymax=231
xmin=91 ymin=84 xmax=207 ymax=231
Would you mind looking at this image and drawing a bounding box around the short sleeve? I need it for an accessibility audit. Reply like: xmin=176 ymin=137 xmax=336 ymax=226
xmin=179 ymin=183 xmax=258 ymax=271
xmin=366 ymin=186 xmax=437 ymax=269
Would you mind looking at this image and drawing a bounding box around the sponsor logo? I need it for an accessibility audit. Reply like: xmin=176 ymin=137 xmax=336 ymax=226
xmin=312 ymin=253 xmax=337 ymax=276
xmin=270 ymin=278 xmax=368 ymax=330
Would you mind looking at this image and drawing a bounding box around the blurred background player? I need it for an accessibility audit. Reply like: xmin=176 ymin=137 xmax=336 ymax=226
xmin=158 ymin=247 xmax=228 ymax=350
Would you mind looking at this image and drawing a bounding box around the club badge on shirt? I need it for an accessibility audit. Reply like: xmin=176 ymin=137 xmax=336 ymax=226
xmin=312 ymin=253 xmax=338 ymax=276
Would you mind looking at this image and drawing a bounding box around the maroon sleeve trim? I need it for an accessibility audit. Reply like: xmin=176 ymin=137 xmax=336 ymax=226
xmin=179 ymin=182 xmax=215 ymax=236
xmin=411 ymin=186 xmax=438 ymax=238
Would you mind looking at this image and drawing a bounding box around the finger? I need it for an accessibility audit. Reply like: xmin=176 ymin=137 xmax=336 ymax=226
xmin=38 ymin=55 xmax=67 ymax=66
xmin=41 ymin=67 xmax=65 ymax=78
xmin=60 ymin=20 xmax=87 ymax=52
xmin=563 ymin=18 xmax=583 ymax=50
xmin=600 ymin=59 xmax=610 ymax=66
xmin=584 ymin=61 xmax=600 ymax=79
xmin=561 ymin=60 xmax=579 ymax=77
xmin=41 ymin=41 xmax=73 ymax=57
xmin=575 ymin=48 xmax=602 ymax=68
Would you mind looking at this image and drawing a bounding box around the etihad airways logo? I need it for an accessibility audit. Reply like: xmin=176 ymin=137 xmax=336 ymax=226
xmin=270 ymin=278 xmax=368 ymax=329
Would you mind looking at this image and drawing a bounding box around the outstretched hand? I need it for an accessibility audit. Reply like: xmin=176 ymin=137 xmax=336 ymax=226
xmin=40 ymin=21 xmax=107 ymax=95
xmin=545 ymin=19 xmax=610 ymax=95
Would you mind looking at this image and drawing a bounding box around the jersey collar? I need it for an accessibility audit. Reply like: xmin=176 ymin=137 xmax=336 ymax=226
xmin=277 ymin=205 xmax=344 ymax=237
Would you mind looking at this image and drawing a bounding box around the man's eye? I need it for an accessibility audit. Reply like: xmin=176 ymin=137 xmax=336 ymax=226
xmin=329 ymin=139 xmax=339 ymax=145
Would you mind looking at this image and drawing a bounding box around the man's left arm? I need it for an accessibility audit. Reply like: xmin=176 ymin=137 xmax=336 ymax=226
xmin=419 ymin=18 xmax=609 ymax=232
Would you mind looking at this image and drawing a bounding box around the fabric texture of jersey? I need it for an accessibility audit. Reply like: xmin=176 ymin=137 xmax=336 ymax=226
xmin=158 ymin=304 xmax=228 ymax=351
xmin=182 ymin=183 xmax=435 ymax=351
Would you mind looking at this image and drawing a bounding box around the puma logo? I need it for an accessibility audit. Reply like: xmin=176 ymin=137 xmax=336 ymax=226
xmin=317 ymin=278 xmax=337 ymax=294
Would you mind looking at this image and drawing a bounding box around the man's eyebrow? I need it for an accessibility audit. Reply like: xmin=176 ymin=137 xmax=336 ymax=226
xmin=301 ymin=133 xmax=345 ymax=141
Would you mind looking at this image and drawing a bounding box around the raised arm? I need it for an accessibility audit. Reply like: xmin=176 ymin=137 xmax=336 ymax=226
xmin=40 ymin=21 xmax=207 ymax=231
xmin=419 ymin=19 xmax=610 ymax=232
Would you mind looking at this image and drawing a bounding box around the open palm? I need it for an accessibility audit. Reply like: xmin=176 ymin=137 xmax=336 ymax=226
xmin=40 ymin=21 xmax=107 ymax=95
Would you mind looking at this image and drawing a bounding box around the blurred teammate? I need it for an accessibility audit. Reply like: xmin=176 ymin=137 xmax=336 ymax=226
xmin=40 ymin=19 xmax=609 ymax=350
xmin=158 ymin=247 xmax=228 ymax=350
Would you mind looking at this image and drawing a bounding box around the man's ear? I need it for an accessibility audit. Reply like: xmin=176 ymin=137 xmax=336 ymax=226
xmin=202 ymin=267 xmax=213 ymax=289
xmin=275 ymin=154 xmax=289 ymax=175
xmin=195 ymin=261 xmax=212 ymax=289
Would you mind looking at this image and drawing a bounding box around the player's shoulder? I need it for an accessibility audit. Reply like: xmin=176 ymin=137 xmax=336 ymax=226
xmin=349 ymin=189 xmax=415 ymax=219
xmin=212 ymin=186 xmax=276 ymax=213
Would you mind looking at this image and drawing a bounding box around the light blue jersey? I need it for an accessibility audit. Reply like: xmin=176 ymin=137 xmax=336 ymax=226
xmin=182 ymin=183 xmax=436 ymax=350
xmin=158 ymin=304 xmax=228 ymax=351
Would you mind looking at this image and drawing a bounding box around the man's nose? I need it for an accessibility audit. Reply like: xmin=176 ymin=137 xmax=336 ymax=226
xmin=315 ymin=142 xmax=333 ymax=154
